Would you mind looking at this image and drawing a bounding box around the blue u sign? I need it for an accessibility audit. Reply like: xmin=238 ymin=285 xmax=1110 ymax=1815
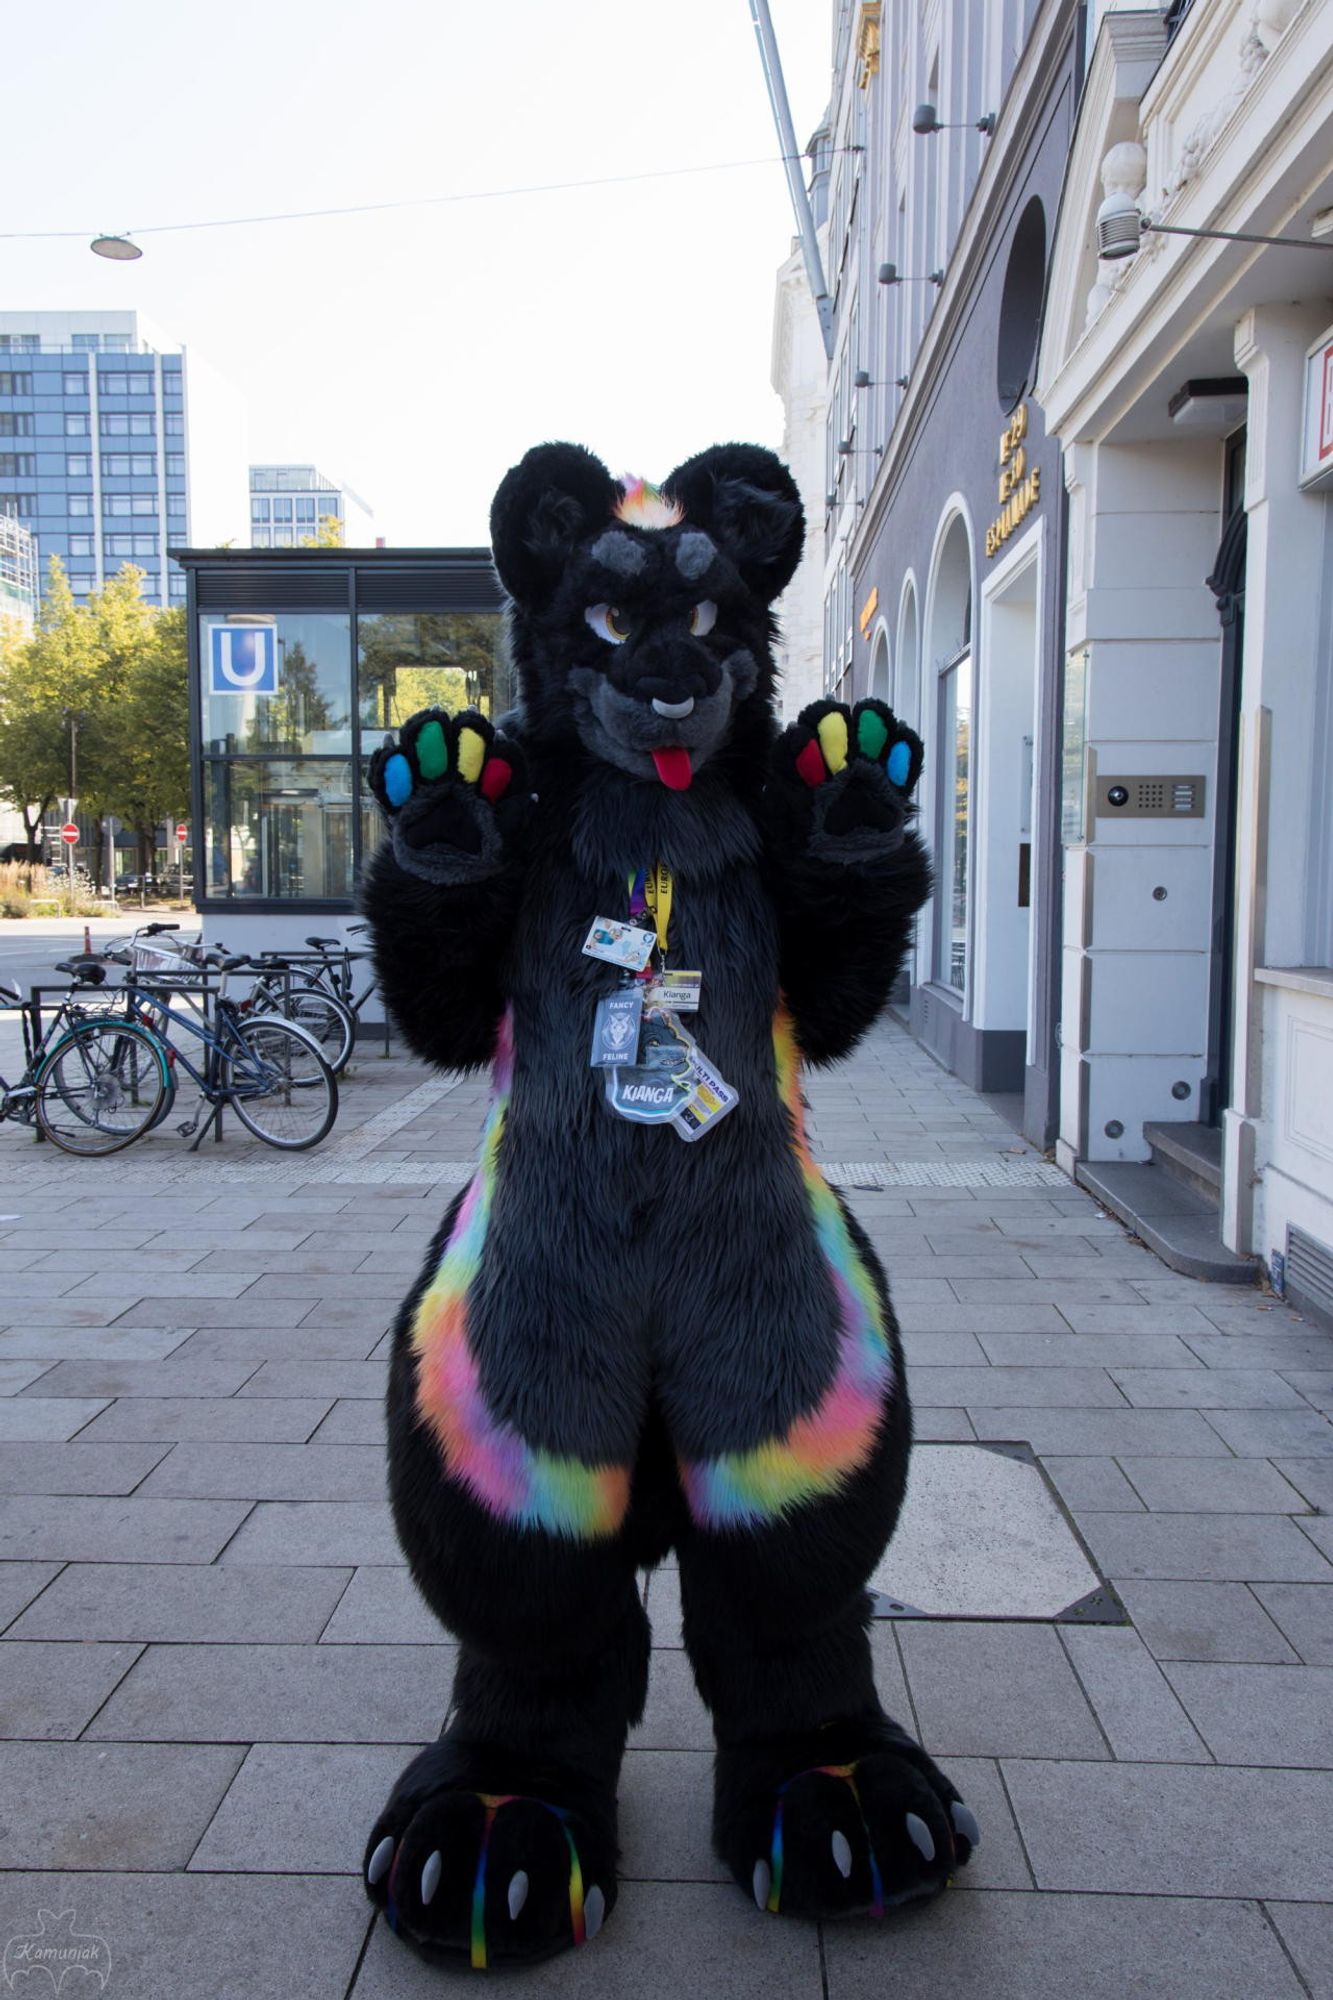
xmin=210 ymin=623 xmax=278 ymax=695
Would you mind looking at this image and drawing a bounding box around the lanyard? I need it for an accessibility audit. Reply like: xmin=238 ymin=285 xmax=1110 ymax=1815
xmin=628 ymin=862 xmax=673 ymax=957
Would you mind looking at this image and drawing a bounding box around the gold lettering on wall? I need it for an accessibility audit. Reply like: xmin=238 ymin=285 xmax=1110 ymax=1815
xmin=987 ymin=403 xmax=1041 ymax=557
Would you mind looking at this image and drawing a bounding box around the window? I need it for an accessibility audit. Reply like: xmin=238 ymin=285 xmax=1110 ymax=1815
xmin=935 ymin=650 xmax=972 ymax=993
xmin=203 ymin=758 xmax=357 ymax=902
xmin=69 ymin=574 xmax=95 ymax=594
xmin=1 ymin=414 xmax=35 ymax=436
xmin=130 ymin=454 xmax=154 ymax=476
xmin=64 ymin=413 xmax=89 ymax=437
xmin=295 ymin=498 xmax=317 ymax=522
xmin=200 ymin=611 xmax=353 ymax=757
xmin=103 ymin=455 xmax=129 ymax=477
xmin=0 ymin=455 xmax=35 ymax=477
xmin=0 ymin=334 xmax=39 ymax=353
xmin=251 ymin=499 xmax=269 ymax=522
xmin=69 ymin=535 xmax=94 ymax=557
xmin=358 ymin=610 xmax=510 ymax=732
xmin=273 ymin=528 xmax=294 ymax=546
xmin=102 ymin=493 xmax=154 ymax=517
xmin=253 ymin=529 xmax=271 ymax=546
xmin=318 ymin=495 xmax=339 ymax=517
xmin=133 ymin=495 xmax=155 ymax=516
xmin=106 ymin=536 xmax=135 ymax=556
xmin=100 ymin=412 xmax=155 ymax=437
xmin=66 ymin=455 xmax=90 ymax=477
xmin=134 ymin=535 xmax=158 ymax=557
xmin=169 ymin=573 xmax=187 ymax=599
xmin=131 ymin=413 xmax=154 ymax=436
xmin=68 ymin=494 xmax=92 ymax=516
xmin=164 ymin=412 xmax=183 ymax=435
xmin=99 ymin=374 xmax=128 ymax=396
xmin=103 ymin=335 xmax=131 ymax=353
xmin=0 ymin=374 xmax=34 ymax=395
xmin=167 ymin=494 xmax=185 ymax=516
xmin=62 ymin=374 xmax=86 ymax=395
xmin=165 ymin=453 xmax=183 ymax=476
xmin=72 ymin=334 xmax=101 ymax=351
xmin=0 ymin=493 xmax=36 ymax=518
xmin=273 ymin=498 xmax=293 ymax=521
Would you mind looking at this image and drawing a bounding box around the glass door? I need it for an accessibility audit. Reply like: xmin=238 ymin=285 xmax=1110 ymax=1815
xmin=935 ymin=649 xmax=973 ymax=994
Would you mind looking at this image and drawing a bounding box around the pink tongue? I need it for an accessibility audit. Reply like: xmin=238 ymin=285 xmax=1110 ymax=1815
xmin=651 ymin=746 xmax=693 ymax=790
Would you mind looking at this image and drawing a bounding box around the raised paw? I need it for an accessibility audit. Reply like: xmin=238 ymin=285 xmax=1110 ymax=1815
xmin=770 ymin=700 xmax=923 ymax=859
xmin=364 ymin=1746 xmax=616 ymax=1968
xmin=367 ymin=708 xmax=531 ymax=884
xmin=718 ymin=1722 xmax=976 ymax=1922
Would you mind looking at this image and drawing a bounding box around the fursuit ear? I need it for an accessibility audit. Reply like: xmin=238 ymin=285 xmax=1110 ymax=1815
xmin=490 ymin=443 xmax=620 ymax=607
xmin=663 ymin=444 xmax=805 ymax=605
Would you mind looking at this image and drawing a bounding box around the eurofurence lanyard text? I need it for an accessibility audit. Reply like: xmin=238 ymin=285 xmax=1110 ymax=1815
xmin=628 ymin=863 xmax=673 ymax=960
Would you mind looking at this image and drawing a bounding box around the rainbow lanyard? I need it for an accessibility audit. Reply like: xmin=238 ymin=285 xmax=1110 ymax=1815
xmin=628 ymin=862 xmax=672 ymax=961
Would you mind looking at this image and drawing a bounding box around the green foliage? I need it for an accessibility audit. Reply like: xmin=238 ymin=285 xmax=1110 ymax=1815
xmin=0 ymin=558 xmax=189 ymax=858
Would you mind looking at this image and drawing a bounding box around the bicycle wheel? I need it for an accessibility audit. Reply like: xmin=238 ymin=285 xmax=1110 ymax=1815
xmin=223 ymin=1016 xmax=338 ymax=1150
xmin=287 ymin=980 xmax=355 ymax=1074
xmin=35 ymin=1019 xmax=170 ymax=1156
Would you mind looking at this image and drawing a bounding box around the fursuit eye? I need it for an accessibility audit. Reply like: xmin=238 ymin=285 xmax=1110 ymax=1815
xmin=585 ymin=604 xmax=630 ymax=645
xmin=690 ymin=600 xmax=718 ymax=638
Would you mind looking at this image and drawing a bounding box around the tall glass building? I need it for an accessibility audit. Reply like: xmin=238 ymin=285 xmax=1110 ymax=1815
xmin=250 ymin=464 xmax=375 ymax=547
xmin=0 ymin=311 xmax=248 ymax=609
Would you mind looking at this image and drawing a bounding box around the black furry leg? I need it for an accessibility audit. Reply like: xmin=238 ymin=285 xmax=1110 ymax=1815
xmin=364 ymin=1589 xmax=648 ymax=1967
xmin=678 ymin=1422 xmax=978 ymax=1920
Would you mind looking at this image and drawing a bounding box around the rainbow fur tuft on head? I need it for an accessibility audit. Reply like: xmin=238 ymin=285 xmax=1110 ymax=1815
xmin=613 ymin=476 xmax=684 ymax=531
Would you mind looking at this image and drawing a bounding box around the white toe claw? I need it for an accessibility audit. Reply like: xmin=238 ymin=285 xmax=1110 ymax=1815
xmin=508 ymin=1870 xmax=529 ymax=1921
xmin=420 ymin=1851 xmax=441 ymax=1906
xmin=367 ymin=1835 xmax=394 ymax=1887
xmin=831 ymin=1830 xmax=853 ymax=1879
xmin=951 ymin=1802 xmax=981 ymax=1848
xmin=905 ymin=1812 xmax=935 ymax=1863
xmin=584 ymin=1884 xmax=605 ymax=1941
xmin=753 ymin=1859 xmax=772 ymax=1911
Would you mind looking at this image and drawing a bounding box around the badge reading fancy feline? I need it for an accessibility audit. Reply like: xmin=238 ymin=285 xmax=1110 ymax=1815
xmin=590 ymin=989 xmax=644 ymax=1068
xmin=582 ymin=917 xmax=657 ymax=972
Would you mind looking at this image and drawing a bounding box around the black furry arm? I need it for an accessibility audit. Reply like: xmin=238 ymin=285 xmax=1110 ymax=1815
xmin=359 ymin=708 xmax=532 ymax=1071
xmin=762 ymin=699 xmax=932 ymax=1065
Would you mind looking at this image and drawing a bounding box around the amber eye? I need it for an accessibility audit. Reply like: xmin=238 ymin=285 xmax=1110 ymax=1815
xmin=690 ymin=600 xmax=717 ymax=637
xmin=585 ymin=604 xmax=630 ymax=645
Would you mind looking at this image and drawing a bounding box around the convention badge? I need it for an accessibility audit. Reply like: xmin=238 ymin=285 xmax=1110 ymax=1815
xmin=589 ymin=987 xmax=644 ymax=1068
xmin=673 ymin=1045 xmax=741 ymax=1142
xmin=582 ymin=916 xmax=657 ymax=971
xmin=644 ymin=968 xmax=702 ymax=1012
xmin=637 ymin=1004 xmax=696 ymax=1072
xmin=604 ymin=1064 xmax=693 ymax=1123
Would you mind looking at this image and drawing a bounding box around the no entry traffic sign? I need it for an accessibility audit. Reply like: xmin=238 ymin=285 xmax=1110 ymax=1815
xmin=175 ymin=823 xmax=189 ymax=843
xmin=60 ymin=823 xmax=79 ymax=845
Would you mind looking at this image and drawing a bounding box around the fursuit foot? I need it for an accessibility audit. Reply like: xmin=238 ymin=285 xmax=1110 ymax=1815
xmin=715 ymin=1717 xmax=979 ymax=1921
xmin=364 ymin=1740 xmax=618 ymax=1969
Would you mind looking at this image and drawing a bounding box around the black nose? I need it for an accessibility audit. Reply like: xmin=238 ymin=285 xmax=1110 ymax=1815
xmin=613 ymin=638 xmax=721 ymax=705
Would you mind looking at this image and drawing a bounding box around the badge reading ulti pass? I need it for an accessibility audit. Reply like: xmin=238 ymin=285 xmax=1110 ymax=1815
xmin=582 ymin=917 xmax=658 ymax=971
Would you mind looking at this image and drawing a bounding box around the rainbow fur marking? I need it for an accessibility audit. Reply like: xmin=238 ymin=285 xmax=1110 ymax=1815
xmin=613 ymin=475 xmax=684 ymax=530
xmin=765 ymin=1763 xmax=885 ymax=1918
xmin=409 ymin=1012 xmax=631 ymax=1540
xmin=680 ymin=1007 xmax=895 ymax=1528
xmin=468 ymin=1793 xmax=587 ymax=1969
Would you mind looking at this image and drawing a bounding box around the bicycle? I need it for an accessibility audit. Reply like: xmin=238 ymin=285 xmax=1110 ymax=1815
xmin=62 ymin=948 xmax=339 ymax=1151
xmin=0 ymin=965 xmax=171 ymax=1156
xmin=237 ymin=953 xmax=357 ymax=1075
xmin=291 ymin=924 xmax=381 ymax=1048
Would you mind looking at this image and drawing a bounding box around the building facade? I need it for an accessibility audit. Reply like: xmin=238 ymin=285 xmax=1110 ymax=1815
xmin=0 ymin=513 xmax=38 ymax=627
xmin=1037 ymin=0 xmax=1333 ymax=1310
xmin=249 ymin=463 xmax=375 ymax=548
xmin=176 ymin=545 xmax=510 ymax=960
xmin=0 ymin=311 xmax=248 ymax=609
xmin=799 ymin=0 xmax=1081 ymax=1144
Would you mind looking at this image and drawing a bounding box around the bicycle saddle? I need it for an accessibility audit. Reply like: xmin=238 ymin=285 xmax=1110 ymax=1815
xmin=54 ymin=957 xmax=107 ymax=985
xmin=305 ymin=935 xmax=341 ymax=949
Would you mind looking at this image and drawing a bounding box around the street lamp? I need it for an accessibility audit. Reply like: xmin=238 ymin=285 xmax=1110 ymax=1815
xmin=1095 ymin=191 xmax=1333 ymax=262
xmin=90 ymin=235 xmax=142 ymax=261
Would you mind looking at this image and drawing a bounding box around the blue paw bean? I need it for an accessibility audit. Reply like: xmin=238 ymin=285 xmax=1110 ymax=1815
xmin=384 ymin=752 xmax=413 ymax=808
xmin=886 ymin=740 xmax=912 ymax=788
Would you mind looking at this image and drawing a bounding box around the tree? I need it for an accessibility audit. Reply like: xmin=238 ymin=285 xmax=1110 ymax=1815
xmin=0 ymin=560 xmax=102 ymax=864
xmin=298 ymin=512 xmax=344 ymax=548
xmin=99 ymin=605 xmax=189 ymax=872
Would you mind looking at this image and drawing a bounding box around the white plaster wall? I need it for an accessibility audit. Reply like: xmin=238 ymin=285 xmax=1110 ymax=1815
xmin=770 ymin=243 xmax=828 ymax=720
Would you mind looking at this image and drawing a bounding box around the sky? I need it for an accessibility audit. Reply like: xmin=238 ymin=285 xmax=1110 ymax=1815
xmin=4 ymin=0 xmax=833 ymax=546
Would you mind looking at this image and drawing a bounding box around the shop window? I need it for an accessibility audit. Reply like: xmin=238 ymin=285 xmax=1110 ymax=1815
xmin=199 ymin=611 xmax=352 ymax=757
xmin=357 ymin=610 xmax=510 ymax=734
xmin=935 ymin=648 xmax=972 ymax=993
xmin=202 ymin=758 xmax=355 ymax=901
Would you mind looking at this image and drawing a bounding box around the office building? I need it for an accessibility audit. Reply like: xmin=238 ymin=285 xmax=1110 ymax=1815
xmin=0 ymin=310 xmax=248 ymax=609
xmin=249 ymin=464 xmax=375 ymax=548
xmin=0 ymin=513 xmax=38 ymax=626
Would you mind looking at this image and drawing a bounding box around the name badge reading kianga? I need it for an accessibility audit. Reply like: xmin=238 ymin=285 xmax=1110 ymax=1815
xmin=644 ymin=969 xmax=702 ymax=1012
xmin=590 ymin=989 xmax=644 ymax=1068
xmin=582 ymin=917 xmax=658 ymax=972
xmin=605 ymin=1066 xmax=693 ymax=1122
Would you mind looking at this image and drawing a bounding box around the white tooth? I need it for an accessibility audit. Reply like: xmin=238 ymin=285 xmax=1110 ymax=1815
xmin=420 ymin=1851 xmax=442 ymax=1905
xmin=583 ymin=1884 xmax=606 ymax=1940
xmin=831 ymin=1830 xmax=853 ymax=1878
xmin=508 ymin=1870 xmax=529 ymax=1920
xmin=367 ymin=1835 xmax=394 ymax=1886
xmin=651 ymin=696 xmax=695 ymax=719
xmin=753 ymin=1859 xmax=771 ymax=1910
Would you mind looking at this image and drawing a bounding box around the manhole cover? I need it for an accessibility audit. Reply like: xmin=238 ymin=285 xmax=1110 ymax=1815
xmin=871 ymin=1442 xmax=1123 ymax=1623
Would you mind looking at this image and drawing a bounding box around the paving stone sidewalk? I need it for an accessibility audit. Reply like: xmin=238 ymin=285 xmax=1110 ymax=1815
xmin=0 ymin=1020 xmax=1330 ymax=1999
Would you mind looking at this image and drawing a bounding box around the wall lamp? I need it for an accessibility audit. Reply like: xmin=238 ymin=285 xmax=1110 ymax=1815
xmin=913 ymin=103 xmax=996 ymax=137
xmin=1096 ymin=191 xmax=1333 ymax=262
xmin=854 ymin=369 xmax=910 ymax=393
xmin=878 ymin=261 xmax=944 ymax=287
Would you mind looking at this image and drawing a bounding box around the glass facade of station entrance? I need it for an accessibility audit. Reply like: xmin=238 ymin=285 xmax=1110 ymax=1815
xmin=180 ymin=550 xmax=509 ymax=911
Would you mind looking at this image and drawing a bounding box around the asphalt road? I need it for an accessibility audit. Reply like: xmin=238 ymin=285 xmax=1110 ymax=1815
xmin=0 ymin=913 xmax=199 ymax=1078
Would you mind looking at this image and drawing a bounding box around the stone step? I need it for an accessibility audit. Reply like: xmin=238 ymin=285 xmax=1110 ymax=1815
xmin=1143 ymin=1120 xmax=1222 ymax=1201
xmin=1073 ymin=1158 xmax=1256 ymax=1286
